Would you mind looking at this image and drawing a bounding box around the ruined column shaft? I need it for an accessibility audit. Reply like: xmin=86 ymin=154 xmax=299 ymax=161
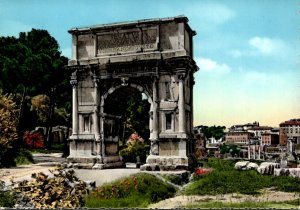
xmin=152 ymin=79 xmax=158 ymax=139
xmin=178 ymin=78 xmax=186 ymax=133
xmin=248 ymin=145 xmax=251 ymax=159
xmin=99 ymin=105 xmax=105 ymax=157
xmin=94 ymin=79 xmax=100 ymax=141
xmin=72 ymin=83 xmax=79 ymax=135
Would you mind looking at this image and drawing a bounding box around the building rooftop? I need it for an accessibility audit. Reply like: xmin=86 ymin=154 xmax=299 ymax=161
xmin=68 ymin=15 xmax=196 ymax=35
xmin=280 ymin=119 xmax=300 ymax=126
xmin=247 ymin=126 xmax=273 ymax=131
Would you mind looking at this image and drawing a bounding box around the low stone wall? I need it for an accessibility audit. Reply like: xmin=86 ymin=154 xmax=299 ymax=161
xmin=234 ymin=161 xmax=258 ymax=171
xmin=235 ymin=160 xmax=300 ymax=178
xmin=274 ymin=168 xmax=300 ymax=178
xmin=257 ymin=162 xmax=280 ymax=175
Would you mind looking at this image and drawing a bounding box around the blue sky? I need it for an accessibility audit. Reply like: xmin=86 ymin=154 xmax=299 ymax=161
xmin=0 ymin=0 xmax=299 ymax=127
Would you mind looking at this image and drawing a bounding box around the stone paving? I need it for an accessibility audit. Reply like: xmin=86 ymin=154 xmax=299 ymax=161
xmin=0 ymin=153 xmax=140 ymax=187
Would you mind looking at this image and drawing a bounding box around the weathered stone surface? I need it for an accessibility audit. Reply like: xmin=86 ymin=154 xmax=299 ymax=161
xmin=159 ymin=142 xmax=179 ymax=156
xmin=105 ymin=143 xmax=118 ymax=155
xmin=167 ymin=158 xmax=173 ymax=165
xmin=67 ymin=16 xmax=198 ymax=171
xmin=234 ymin=161 xmax=250 ymax=170
xmin=274 ymin=168 xmax=300 ymax=178
xmin=257 ymin=162 xmax=280 ymax=175
xmin=247 ymin=162 xmax=259 ymax=170
xmin=92 ymin=163 xmax=104 ymax=170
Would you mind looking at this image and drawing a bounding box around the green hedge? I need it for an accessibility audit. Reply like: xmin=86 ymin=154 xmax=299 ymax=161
xmin=84 ymin=173 xmax=176 ymax=208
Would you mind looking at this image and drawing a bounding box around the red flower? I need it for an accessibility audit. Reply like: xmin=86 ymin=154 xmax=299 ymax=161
xmin=195 ymin=168 xmax=210 ymax=175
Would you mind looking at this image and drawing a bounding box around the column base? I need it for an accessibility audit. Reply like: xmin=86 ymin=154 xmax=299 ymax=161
xmin=140 ymin=155 xmax=190 ymax=171
xmin=67 ymin=155 xmax=125 ymax=169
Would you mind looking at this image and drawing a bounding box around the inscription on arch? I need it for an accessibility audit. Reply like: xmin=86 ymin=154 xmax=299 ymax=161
xmin=97 ymin=27 xmax=158 ymax=55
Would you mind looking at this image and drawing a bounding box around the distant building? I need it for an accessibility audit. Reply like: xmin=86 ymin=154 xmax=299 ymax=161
xmin=228 ymin=121 xmax=259 ymax=132
xmin=225 ymin=131 xmax=254 ymax=145
xmin=194 ymin=133 xmax=206 ymax=159
xmin=226 ymin=122 xmax=260 ymax=145
xmin=248 ymin=126 xmax=273 ymax=139
xmin=261 ymin=133 xmax=279 ymax=146
xmin=279 ymin=119 xmax=300 ymax=145
xmin=279 ymin=127 xmax=288 ymax=146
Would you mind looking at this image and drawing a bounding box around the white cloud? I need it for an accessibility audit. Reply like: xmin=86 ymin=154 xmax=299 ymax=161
xmin=230 ymin=36 xmax=293 ymax=58
xmin=196 ymin=58 xmax=231 ymax=74
xmin=185 ymin=3 xmax=236 ymax=24
xmin=249 ymin=37 xmax=282 ymax=55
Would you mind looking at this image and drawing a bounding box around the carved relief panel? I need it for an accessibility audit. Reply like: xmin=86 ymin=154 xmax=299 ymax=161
xmin=97 ymin=27 xmax=158 ymax=56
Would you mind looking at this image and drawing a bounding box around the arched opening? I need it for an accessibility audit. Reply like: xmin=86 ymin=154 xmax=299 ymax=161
xmin=102 ymin=84 xmax=151 ymax=163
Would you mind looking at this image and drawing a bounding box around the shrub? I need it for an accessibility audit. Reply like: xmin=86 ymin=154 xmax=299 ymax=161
xmin=14 ymin=148 xmax=34 ymax=165
xmin=191 ymin=168 xmax=212 ymax=181
xmin=119 ymin=133 xmax=148 ymax=163
xmin=23 ymin=131 xmax=44 ymax=149
xmin=12 ymin=169 xmax=88 ymax=208
xmin=162 ymin=174 xmax=183 ymax=185
xmin=0 ymin=181 xmax=15 ymax=207
xmin=0 ymin=94 xmax=18 ymax=167
xmin=85 ymin=173 xmax=176 ymax=208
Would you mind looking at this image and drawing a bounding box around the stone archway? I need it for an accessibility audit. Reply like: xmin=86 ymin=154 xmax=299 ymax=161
xmin=67 ymin=16 xmax=198 ymax=170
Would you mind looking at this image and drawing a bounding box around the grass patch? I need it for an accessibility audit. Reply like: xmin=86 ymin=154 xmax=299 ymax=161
xmin=185 ymin=158 xmax=300 ymax=195
xmin=30 ymin=143 xmax=65 ymax=154
xmin=185 ymin=200 xmax=298 ymax=209
xmin=161 ymin=174 xmax=186 ymax=186
xmin=14 ymin=148 xmax=34 ymax=165
xmin=0 ymin=191 xmax=15 ymax=207
xmin=84 ymin=173 xmax=176 ymax=208
xmin=0 ymin=181 xmax=15 ymax=207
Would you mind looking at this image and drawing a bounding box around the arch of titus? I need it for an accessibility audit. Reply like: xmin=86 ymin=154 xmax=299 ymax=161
xmin=67 ymin=16 xmax=199 ymax=170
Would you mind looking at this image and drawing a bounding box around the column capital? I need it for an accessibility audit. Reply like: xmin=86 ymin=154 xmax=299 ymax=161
xmin=70 ymin=79 xmax=78 ymax=87
xmin=70 ymin=71 xmax=78 ymax=87
xmin=177 ymin=73 xmax=186 ymax=80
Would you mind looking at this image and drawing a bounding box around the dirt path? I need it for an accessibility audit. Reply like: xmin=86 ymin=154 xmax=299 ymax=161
xmin=0 ymin=154 xmax=140 ymax=187
xmin=148 ymin=189 xmax=300 ymax=209
xmin=0 ymin=153 xmax=64 ymax=186
xmin=0 ymin=164 xmax=58 ymax=185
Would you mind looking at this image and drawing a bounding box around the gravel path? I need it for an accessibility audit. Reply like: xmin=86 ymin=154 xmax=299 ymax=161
xmin=148 ymin=189 xmax=300 ymax=209
xmin=0 ymin=153 xmax=64 ymax=186
xmin=0 ymin=164 xmax=58 ymax=186
xmin=0 ymin=154 xmax=140 ymax=187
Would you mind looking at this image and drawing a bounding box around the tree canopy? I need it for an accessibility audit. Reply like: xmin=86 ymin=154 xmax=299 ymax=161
xmin=0 ymin=29 xmax=68 ymax=96
xmin=0 ymin=93 xmax=18 ymax=166
xmin=197 ymin=125 xmax=226 ymax=140
xmin=0 ymin=29 xmax=70 ymax=149
xmin=121 ymin=93 xmax=150 ymax=143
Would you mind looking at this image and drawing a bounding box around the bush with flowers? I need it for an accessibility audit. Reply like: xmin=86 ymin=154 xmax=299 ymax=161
xmin=119 ymin=133 xmax=148 ymax=163
xmin=23 ymin=131 xmax=44 ymax=149
xmin=191 ymin=167 xmax=212 ymax=181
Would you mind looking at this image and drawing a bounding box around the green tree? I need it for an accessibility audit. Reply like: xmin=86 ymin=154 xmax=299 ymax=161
xmin=0 ymin=93 xmax=18 ymax=166
xmin=31 ymin=94 xmax=50 ymax=124
xmin=201 ymin=125 xmax=226 ymax=140
xmin=0 ymin=29 xmax=69 ymax=149
xmin=121 ymin=93 xmax=150 ymax=144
